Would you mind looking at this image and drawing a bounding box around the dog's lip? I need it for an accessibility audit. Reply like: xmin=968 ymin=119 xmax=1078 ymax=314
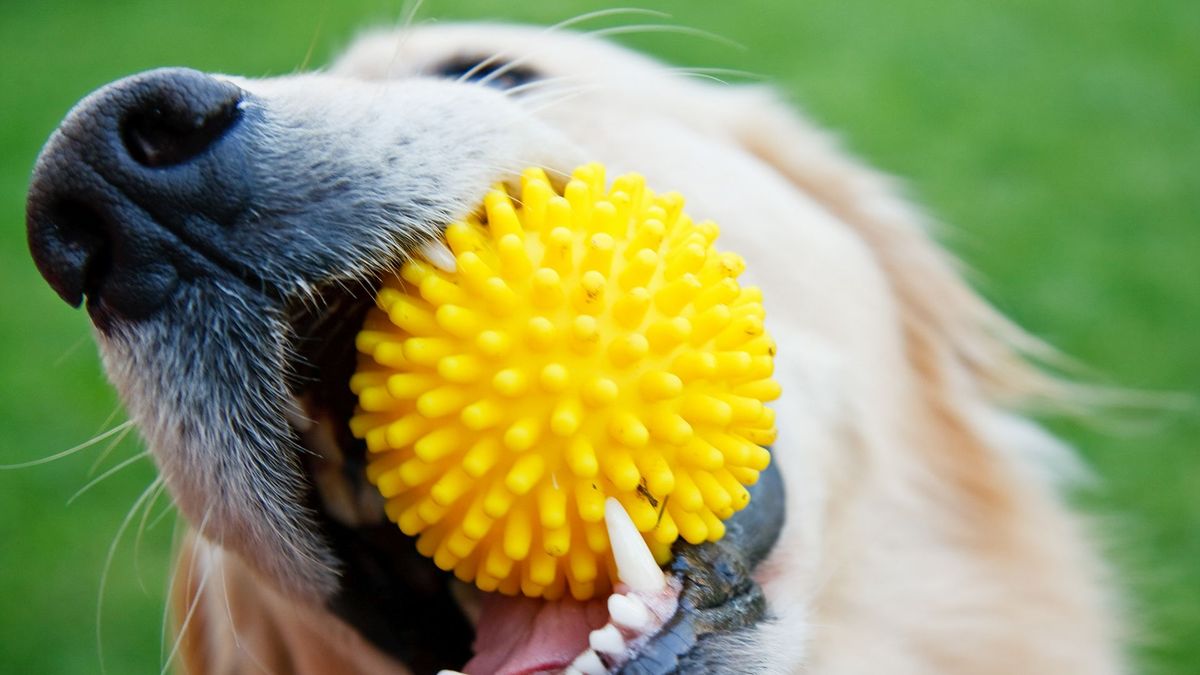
xmin=291 ymin=393 xmax=478 ymax=668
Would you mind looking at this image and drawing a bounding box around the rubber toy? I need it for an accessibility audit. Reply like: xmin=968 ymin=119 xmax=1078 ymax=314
xmin=349 ymin=163 xmax=779 ymax=600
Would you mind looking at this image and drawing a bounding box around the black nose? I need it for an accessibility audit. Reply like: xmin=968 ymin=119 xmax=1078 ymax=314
xmin=26 ymin=67 xmax=243 ymax=323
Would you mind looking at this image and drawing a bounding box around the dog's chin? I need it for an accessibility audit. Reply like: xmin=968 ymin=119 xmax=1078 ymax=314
xmin=95 ymin=276 xmax=340 ymax=599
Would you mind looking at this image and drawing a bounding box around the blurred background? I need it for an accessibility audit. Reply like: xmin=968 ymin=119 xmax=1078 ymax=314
xmin=1 ymin=0 xmax=1196 ymax=672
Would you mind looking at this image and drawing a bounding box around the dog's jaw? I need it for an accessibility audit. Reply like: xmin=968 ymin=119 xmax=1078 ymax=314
xmin=97 ymin=282 xmax=342 ymax=599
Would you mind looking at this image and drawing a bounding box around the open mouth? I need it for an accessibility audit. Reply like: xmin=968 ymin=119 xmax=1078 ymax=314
xmin=280 ymin=239 xmax=683 ymax=675
xmin=25 ymin=61 xmax=786 ymax=675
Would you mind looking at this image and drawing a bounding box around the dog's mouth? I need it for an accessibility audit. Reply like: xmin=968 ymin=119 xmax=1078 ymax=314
xmin=279 ymin=240 xmax=683 ymax=675
xmin=26 ymin=59 xmax=786 ymax=675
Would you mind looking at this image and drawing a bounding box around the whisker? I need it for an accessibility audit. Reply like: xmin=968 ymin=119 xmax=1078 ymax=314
xmin=473 ymin=18 xmax=744 ymax=92
xmin=518 ymin=82 xmax=605 ymax=107
xmin=0 ymin=419 xmax=134 ymax=470
xmin=146 ymin=492 xmax=177 ymax=531
xmin=460 ymin=7 xmax=670 ymax=86
xmin=675 ymin=71 xmax=734 ymax=86
xmin=52 ymin=332 xmax=90 ymax=367
xmin=134 ymin=480 xmax=169 ymax=594
xmin=68 ymin=450 xmax=149 ymax=505
xmin=502 ymin=73 xmax=587 ymax=98
xmin=87 ymin=421 xmax=134 ymax=477
xmin=96 ymin=476 xmax=163 ymax=674
xmin=296 ymin=0 xmax=331 ymax=72
xmin=162 ymin=505 xmax=212 ymax=666
xmin=386 ymin=0 xmax=429 ymax=79
xmin=399 ymin=0 xmax=426 ymax=31
xmin=585 ymin=23 xmax=746 ymax=51
xmin=520 ymin=85 xmax=607 ymax=117
xmin=159 ymin=513 xmax=188 ymax=664
xmin=501 ymin=68 xmax=759 ymax=105
xmin=671 ymin=66 xmax=765 ymax=81
xmin=218 ymin=550 xmax=274 ymax=674
xmin=160 ymin=542 xmax=216 ymax=675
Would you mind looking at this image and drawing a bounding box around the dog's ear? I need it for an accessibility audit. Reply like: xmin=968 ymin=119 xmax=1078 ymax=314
xmin=715 ymin=86 xmax=1055 ymax=409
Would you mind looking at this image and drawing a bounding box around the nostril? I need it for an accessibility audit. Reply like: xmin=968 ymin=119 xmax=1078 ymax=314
xmin=28 ymin=193 xmax=181 ymax=322
xmin=120 ymin=86 xmax=241 ymax=168
xmin=67 ymin=204 xmax=114 ymax=301
xmin=28 ymin=198 xmax=112 ymax=307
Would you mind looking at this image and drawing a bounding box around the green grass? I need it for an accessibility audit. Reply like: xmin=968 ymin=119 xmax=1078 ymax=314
xmin=1 ymin=1 xmax=1196 ymax=672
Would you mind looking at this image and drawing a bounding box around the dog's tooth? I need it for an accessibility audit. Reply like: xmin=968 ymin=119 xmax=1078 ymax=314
xmin=570 ymin=649 xmax=607 ymax=675
xmin=607 ymin=592 xmax=650 ymax=631
xmin=589 ymin=624 xmax=626 ymax=656
xmin=604 ymin=497 xmax=665 ymax=593
xmin=435 ymin=671 xmax=467 ymax=675
xmin=419 ymin=239 xmax=457 ymax=273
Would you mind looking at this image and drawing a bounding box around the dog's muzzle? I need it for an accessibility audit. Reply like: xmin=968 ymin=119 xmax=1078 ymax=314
xmin=26 ymin=67 xmax=247 ymax=325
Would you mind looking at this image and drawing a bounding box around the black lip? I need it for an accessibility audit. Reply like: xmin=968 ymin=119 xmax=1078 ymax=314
xmin=320 ymin=518 xmax=476 ymax=672
xmin=287 ymin=279 xmax=476 ymax=672
xmin=619 ymin=457 xmax=784 ymax=675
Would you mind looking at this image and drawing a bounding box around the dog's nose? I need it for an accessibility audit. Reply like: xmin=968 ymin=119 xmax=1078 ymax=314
xmin=26 ymin=67 xmax=244 ymax=321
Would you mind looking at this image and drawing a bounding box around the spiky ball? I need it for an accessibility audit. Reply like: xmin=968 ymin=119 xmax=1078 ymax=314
xmin=349 ymin=163 xmax=779 ymax=601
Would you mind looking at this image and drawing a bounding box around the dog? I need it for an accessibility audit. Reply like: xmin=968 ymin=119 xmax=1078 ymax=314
xmin=25 ymin=21 xmax=1124 ymax=674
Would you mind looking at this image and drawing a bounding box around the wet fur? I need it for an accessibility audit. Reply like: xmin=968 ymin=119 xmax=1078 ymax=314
xmin=92 ymin=24 xmax=1124 ymax=673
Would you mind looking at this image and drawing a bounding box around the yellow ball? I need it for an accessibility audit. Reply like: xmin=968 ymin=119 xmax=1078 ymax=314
xmin=349 ymin=163 xmax=779 ymax=600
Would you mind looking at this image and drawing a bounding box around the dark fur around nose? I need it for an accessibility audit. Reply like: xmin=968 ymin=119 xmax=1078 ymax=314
xmin=26 ymin=67 xmax=247 ymax=325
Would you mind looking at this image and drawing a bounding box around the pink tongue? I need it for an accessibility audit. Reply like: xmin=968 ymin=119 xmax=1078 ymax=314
xmin=465 ymin=593 xmax=609 ymax=675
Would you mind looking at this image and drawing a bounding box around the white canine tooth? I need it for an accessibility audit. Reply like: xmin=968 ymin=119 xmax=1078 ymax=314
xmin=564 ymin=668 xmax=583 ymax=675
xmin=589 ymin=624 xmax=626 ymax=656
xmin=607 ymin=593 xmax=650 ymax=631
xmin=419 ymin=239 xmax=457 ymax=273
xmin=604 ymin=497 xmax=666 ymax=593
xmin=570 ymin=649 xmax=607 ymax=675
xmin=436 ymin=671 xmax=467 ymax=675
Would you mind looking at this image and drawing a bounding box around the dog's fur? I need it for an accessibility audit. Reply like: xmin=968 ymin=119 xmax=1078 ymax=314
xmin=83 ymin=24 xmax=1123 ymax=673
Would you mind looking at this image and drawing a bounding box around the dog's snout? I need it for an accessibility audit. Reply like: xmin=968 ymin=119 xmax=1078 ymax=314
xmin=26 ymin=68 xmax=244 ymax=322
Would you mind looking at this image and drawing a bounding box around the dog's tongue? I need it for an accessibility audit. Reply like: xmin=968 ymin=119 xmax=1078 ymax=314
xmin=465 ymin=593 xmax=609 ymax=675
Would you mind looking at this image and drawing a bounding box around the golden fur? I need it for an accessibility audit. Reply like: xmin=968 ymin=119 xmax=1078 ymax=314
xmin=163 ymin=24 xmax=1123 ymax=673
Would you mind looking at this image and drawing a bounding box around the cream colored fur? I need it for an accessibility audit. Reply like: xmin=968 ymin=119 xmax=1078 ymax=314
xmin=170 ymin=24 xmax=1123 ymax=674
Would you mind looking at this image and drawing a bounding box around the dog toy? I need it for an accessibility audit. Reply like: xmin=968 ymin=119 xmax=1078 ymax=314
xmin=349 ymin=163 xmax=779 ymax=600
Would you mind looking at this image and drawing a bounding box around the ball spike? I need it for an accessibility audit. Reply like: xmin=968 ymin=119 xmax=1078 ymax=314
xmin=537 ymin=482 xmax=568 ymax=529
xmin=566 ymin=436 xmax=599 ymax=478
xmin=462 ymin=437 xmax=501 ymax=477
xmin=497 ymin=233 xmax=534 ymax=280
xmin=416 ymin=385 xmax=469 ymax=418
xmin=444 ymin=222 xmax=484 ymax=256
xmin=485 ymin=189 xmax=523 ymax=239
xmin=531 ymin=268 xmax=564 ymax=309
xmin=564 ymin=178 xmax=593 ymax=231
xmin=582 ymin=233 xmax=616 ymax=274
